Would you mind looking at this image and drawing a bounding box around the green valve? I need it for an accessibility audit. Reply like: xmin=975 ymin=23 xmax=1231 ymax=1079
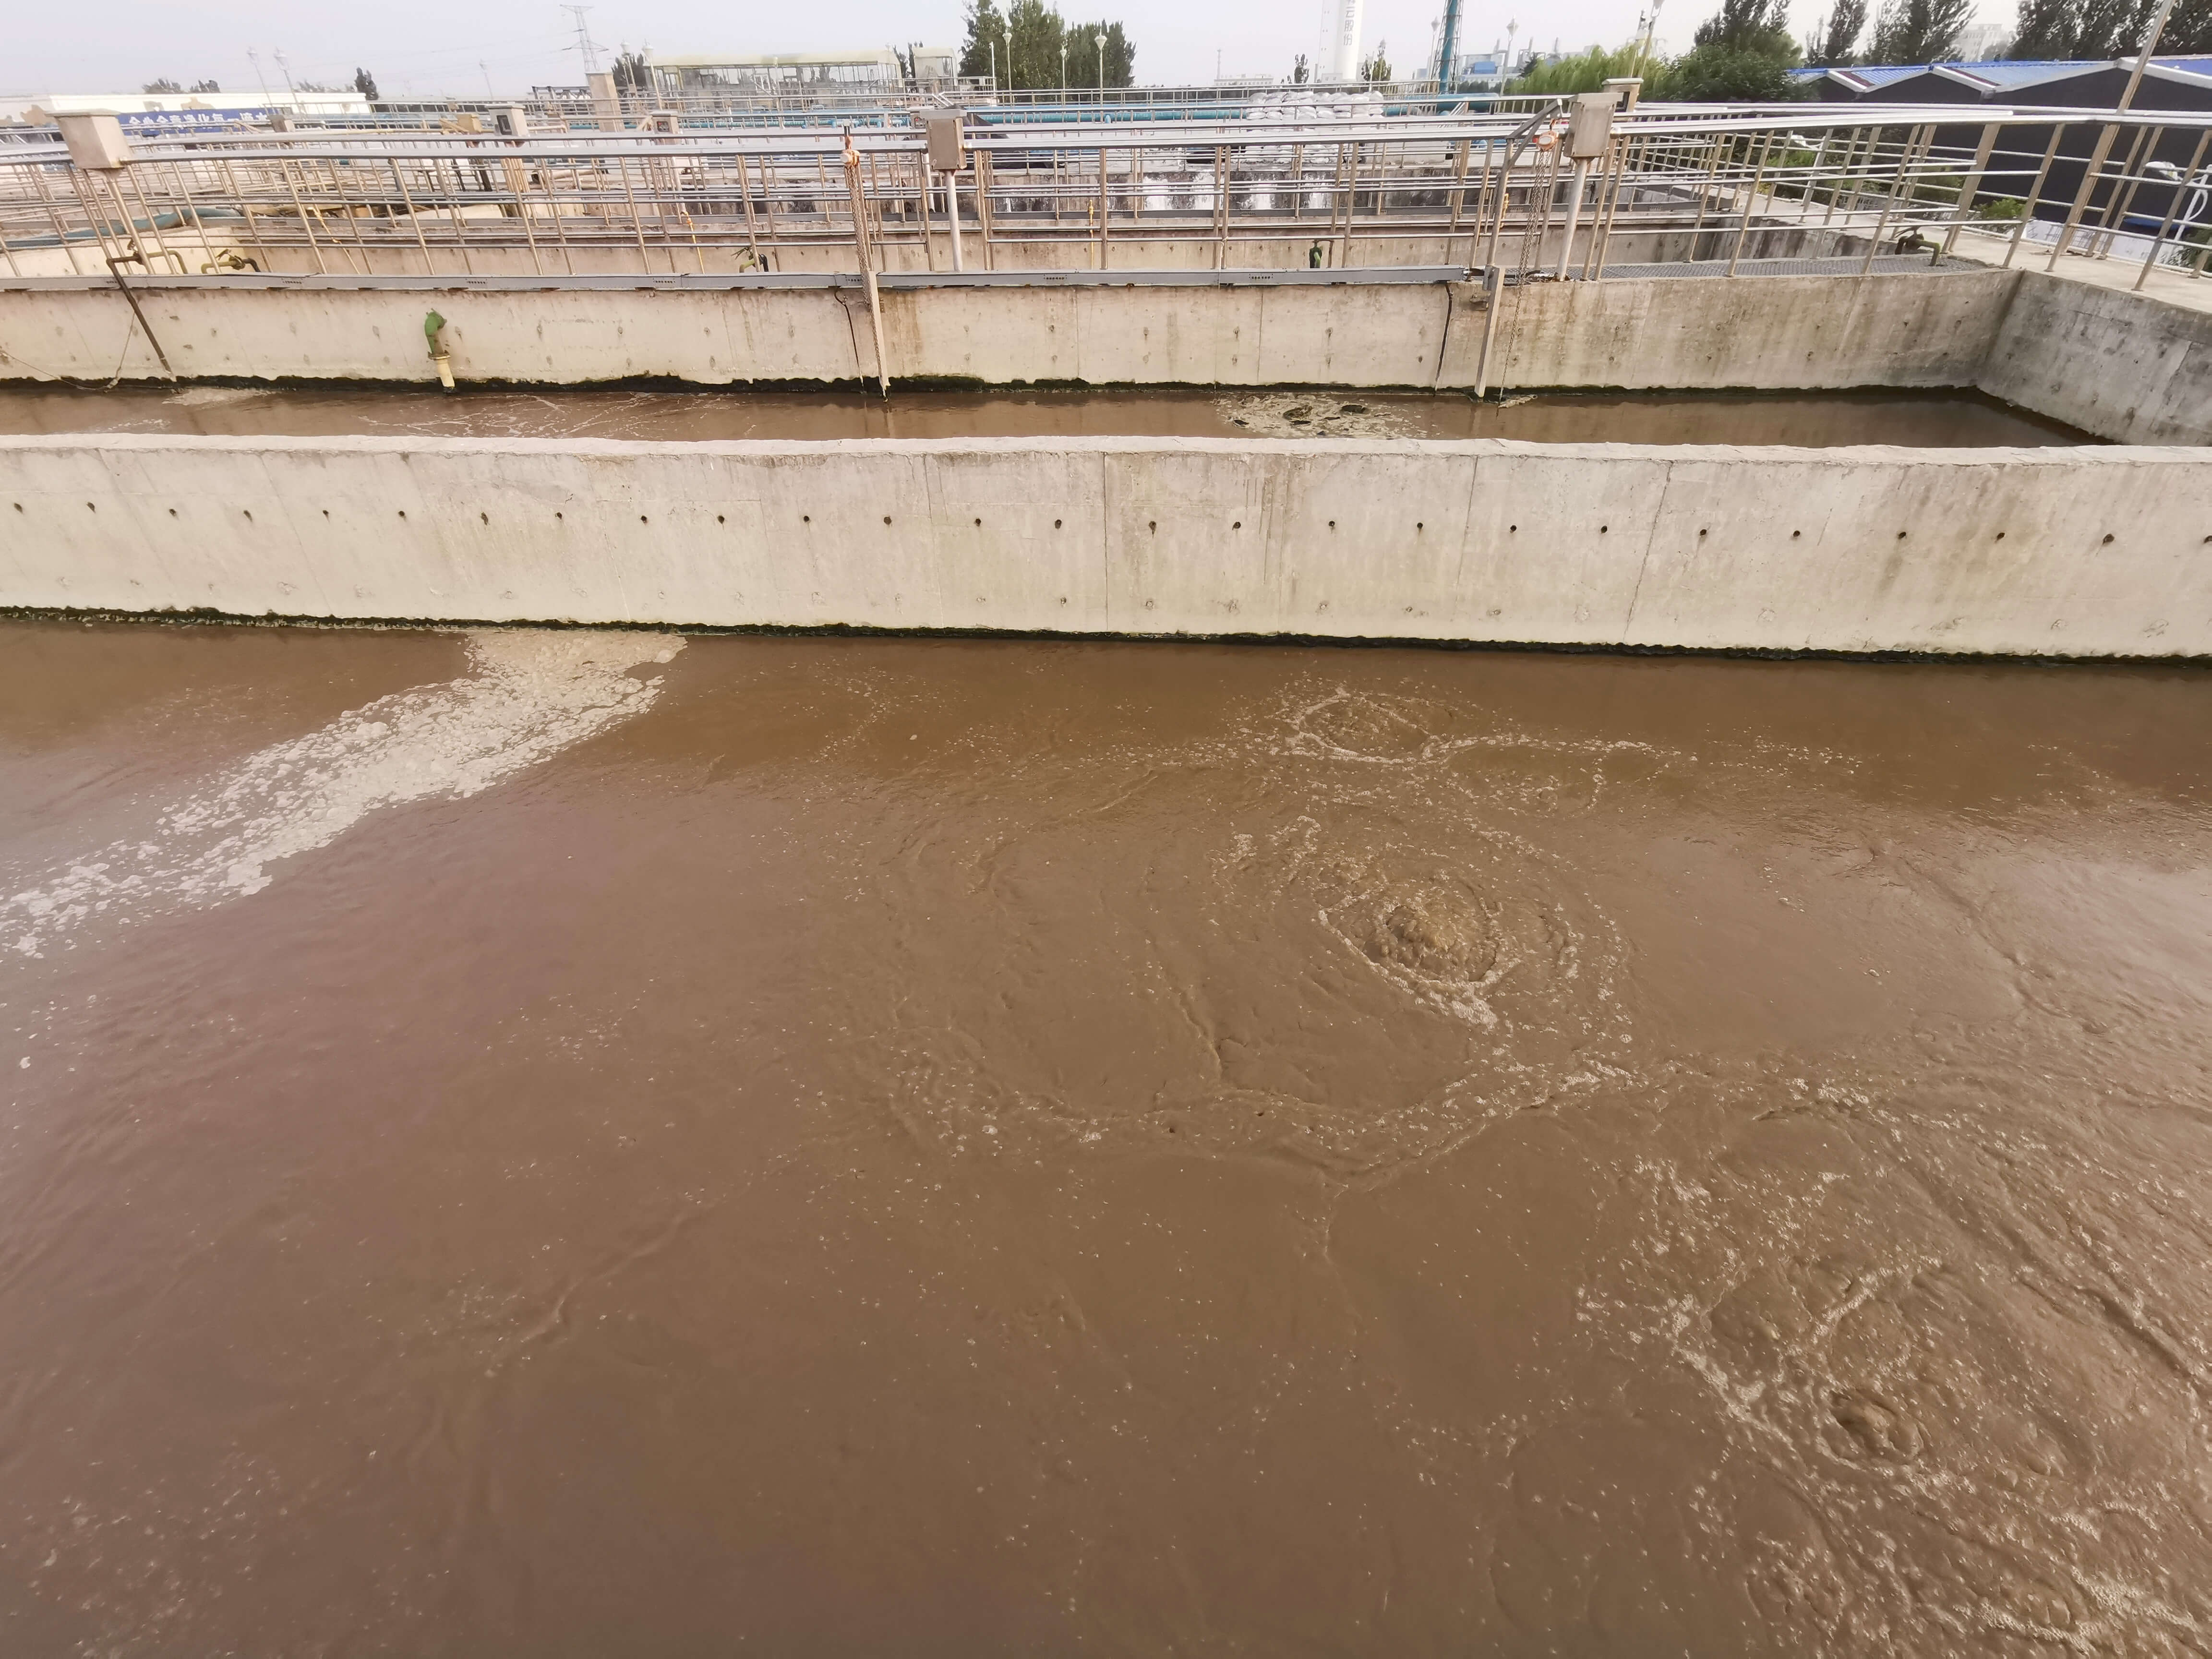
xmin=423 ymin=310 xmax=447 ymax=353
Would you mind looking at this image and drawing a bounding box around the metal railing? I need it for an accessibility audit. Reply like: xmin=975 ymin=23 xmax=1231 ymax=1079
xmin=5 ymin=101 xmax=2210 ymax=290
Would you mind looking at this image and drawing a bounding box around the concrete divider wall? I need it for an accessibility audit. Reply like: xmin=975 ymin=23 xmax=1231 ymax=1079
xmin=0 ymin=224 xmax=1851 ymax=283
xmin=0 ymin=269 xmax=2017 ymax=397
xmin=4 ymin=434 xmax=2206 ymax=656
xmin=1980 ymin=270 xmax=2212 ymax=446
xmin=1454 ymin=269 xmax=2015 ymax=392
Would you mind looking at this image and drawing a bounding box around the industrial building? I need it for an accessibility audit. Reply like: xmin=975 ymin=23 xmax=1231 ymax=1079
xmin=645 ymin=47 xmax=962 ymax=102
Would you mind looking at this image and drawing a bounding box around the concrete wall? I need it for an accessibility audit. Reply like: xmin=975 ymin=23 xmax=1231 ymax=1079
xmin=1979 ymin=270 xmax=2212 ymax=446
xmin=4 ymin=434 xmax=2206 ymax=656
xmin=1452 ymin=269 xmax=2013 ymax=392
xmin=6 ymin=264 xmax=2209 ymax=444
xmin=0 ymin=268 xmax=2018 ymax=396
xmin=0 ymin=220 xmax=1838 ymax=282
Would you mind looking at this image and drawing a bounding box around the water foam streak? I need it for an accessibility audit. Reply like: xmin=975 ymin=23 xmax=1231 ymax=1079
xmin=4 ymin=630 xmax=681 ymax=957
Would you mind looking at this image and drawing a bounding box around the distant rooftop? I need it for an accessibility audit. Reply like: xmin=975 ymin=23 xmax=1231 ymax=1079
xmin=1792 ymin=53 xmax=2212 ymax=91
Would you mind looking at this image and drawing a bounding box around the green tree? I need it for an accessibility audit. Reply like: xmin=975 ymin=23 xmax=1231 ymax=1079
xmin=960 ymin=0 xmax=1007 ymax=80
xmin=2007 ymin=0 xmax=2076 ymax=54
xmin=612 ymin=49 xmax=651 ymax=93
xmin=1063 ymin=21 xmax=1135 ymax=86
xmin=1808 ymin=0 xmax=1870 ymax=63
xmin=2006 ymin=0 xmax=2179 ymax=55
xmin=1694 ymin=0 xmax=1798 ymax=51
xmin=2074 ymin=0 xmax=2160 ymax=53
xmin=353 ymin=67 xmax=380 ymax=100
xmin=1870 ymin=0 xmax=1974 ymax=60
xmin=1293 ymin=51 xmax=1310 ymax=83
xmin=1008 ymin=0 xmax=1064 ymax=87
xmin=1359 ymin=41 xmax=1393 ymax=80
xmin=2166 ymin=0 xmax=2212 ymax=49
xmin=1508 ymin=42 xmax=1648 ymax=93
xmin=143 ymin=77 xmax=181 ymax=94
xmin=1652 ymin=0 xmax=1806 ymax=96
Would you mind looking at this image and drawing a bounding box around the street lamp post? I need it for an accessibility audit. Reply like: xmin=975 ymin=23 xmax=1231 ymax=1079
xmin=1097 ymin=32 xmax=1106 ymax=97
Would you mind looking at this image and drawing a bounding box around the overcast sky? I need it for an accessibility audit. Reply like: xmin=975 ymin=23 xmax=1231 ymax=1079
xmin=8 ymin=0 xmax=2006 ymax=99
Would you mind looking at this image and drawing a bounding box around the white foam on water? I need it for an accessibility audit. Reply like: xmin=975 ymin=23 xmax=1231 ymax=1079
xmin=3 ymin=630 xmax=683 ymax=958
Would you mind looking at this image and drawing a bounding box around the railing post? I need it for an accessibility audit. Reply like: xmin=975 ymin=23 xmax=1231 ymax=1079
xmin=842 ymin=130 xmax=890 ymax=397
xmin=2092 ymin=124 xmax=2155 ymax=258
xmin=1942 ymin=121 xmax=2002 ymax=258
xmin=2047 ymin=123 xmax=2120 ymax=270
xmin=1726 ymin=132 xmax=1772 ymax=276
xmin=2006 ymin=125 xmax=2066 ymax=269
xmin=1472 ymin=264 xmax=1504 ymax=398
xmin=2136 ymin=126 xmax=2211 ymax=289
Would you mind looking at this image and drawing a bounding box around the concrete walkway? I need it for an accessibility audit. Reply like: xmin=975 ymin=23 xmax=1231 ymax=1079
xmin=1947 ymin=224 xmax=2212 ymax=315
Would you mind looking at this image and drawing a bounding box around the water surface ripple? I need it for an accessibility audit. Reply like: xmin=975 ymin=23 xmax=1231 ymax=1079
xmin=0 ymin=623 xmax=2205 ymax=1654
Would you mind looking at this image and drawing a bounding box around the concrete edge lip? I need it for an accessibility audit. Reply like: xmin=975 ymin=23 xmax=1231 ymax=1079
xmin=6 ymin=607 xmax=2207 ymax=666
xmin=0 ymin=266 xmax=1473 ymax=294
xmin=0 ymin=432 xmax=2183 ymax=464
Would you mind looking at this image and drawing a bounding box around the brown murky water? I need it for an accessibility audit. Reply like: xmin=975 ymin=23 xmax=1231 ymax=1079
xmin=2 ymin=620 xmax=2208 ymax=1654
xmin=0 ymin=383 xmax=2089 ymax=445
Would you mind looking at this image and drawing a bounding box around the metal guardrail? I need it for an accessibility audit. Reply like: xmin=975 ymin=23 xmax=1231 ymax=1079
xmin=4 ymin=102 xmax=2209 ymax=290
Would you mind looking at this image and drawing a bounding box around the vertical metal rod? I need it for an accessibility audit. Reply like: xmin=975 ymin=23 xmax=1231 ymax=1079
xmin=1942 ymin=122 xmax=2002 ymax=256
xmin=40 ymin=163 xmax=93 ymax=276
xmin=1589 ymin=133 xmax=1631 ymax=278
xmin=388 ymin=158 xmax=436 ymax=276
xmin=442 ymin=158 xmax=478 ymax=276
xmin=1482 ymin=139 xmax=1518 ymax=272
xmin=1727 ymin=133 xmax=1772 ymax=275
xmin=1821 ymin=129 xmax=1856 ymax=225
xmin=2048 ymin=123 xmax=2120 ymax=270
xmin=544 ymin=157 xmax=578 ymax=276
xmin=1098 ymin=145 xmax=1110 ymax=268
xmin=509 ymin=148 xmax=546 ymax=276
xmin=1472 ymin=264 xmax=1503 ymax=397
xmin=614 ymin=154 xmax=653 ymax=274
xmin=1471 ymin=137 xmax=1495 ymax=268
xmin=740 ymin=151 xmax=763 ymax=266
xmin=2092 ymin=125 xmax=2154 ymax=257
xmin=2007 ymin=126 xmax=2065 ymax=268
xmin=277 ymin=159 xmax=330 ymax=275
xmin=326 ymin=157 xmax=376 ymax=276
xmin=1688 ymin=136 xmax=1718 ymax=257
xmin=1839 ymin=125 xmax=1876 ymax=223
xmin=843 ymin=132 xmax=889 ymax=396
xmin=117 ymin=168 xmax=179 ymax=271
xmin=219 ymin=159 xmax=276 ymax=273
xmin=1214 ymin=143 xmax=1229 ymax=269
xmin=977 ymin=149 xmax=997 ymax=270
xmin=1799 ymin=131 xmax=1831 ymax=225
xmin=1555 ymin=155 xmax=1589 ymax=279
xmin=1859 ymin=126 xmax=1923 ymax=276
xmin=2137 ymin=126 xmax=2211 ymax=288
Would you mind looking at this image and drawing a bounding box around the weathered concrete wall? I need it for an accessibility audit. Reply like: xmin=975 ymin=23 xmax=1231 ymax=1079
xmin=1450 ymin=269 xmax=2014 ymax=392
xmin=3 ymin=434 xmax=2205 ymax=656
xmin=0 ymin=273 xmax=1455 ymax=387
xmin=0 ymin=269 xmax=2017 ymax=395
xmin=1978 ymin=270 xmax=2212 ymax=445
xmin=10 ymin=263 xmax=2212 ymax=444
xmin=0 ymin=220 xmax=1839 ymax=282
